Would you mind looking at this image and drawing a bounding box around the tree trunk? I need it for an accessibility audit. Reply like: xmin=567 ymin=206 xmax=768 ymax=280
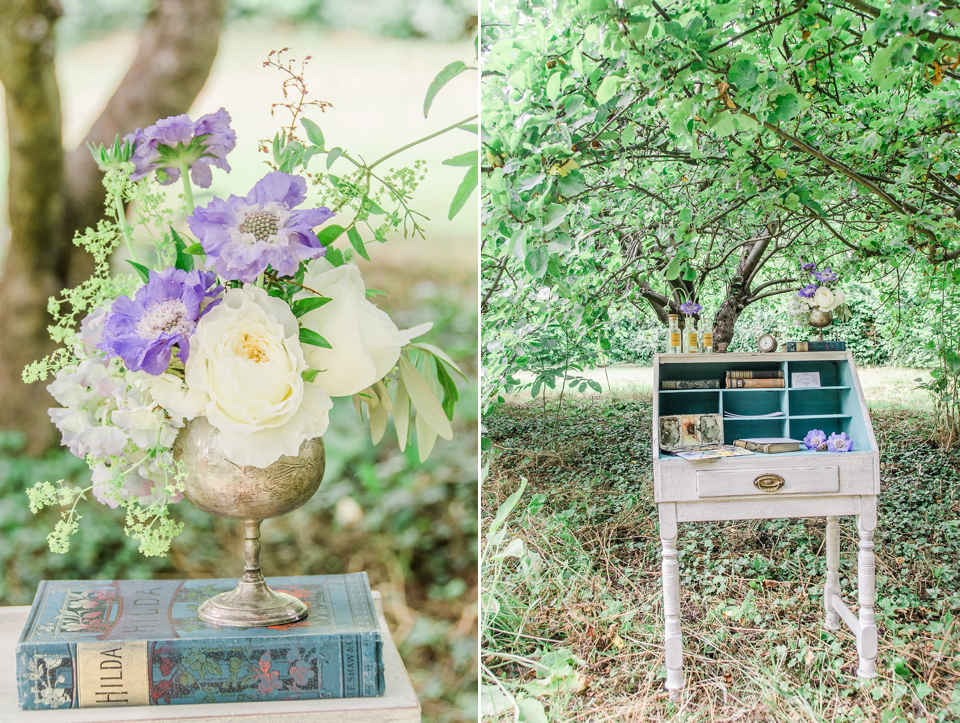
xmin=0 ymin=0 xmax=228 ymax=453
xmin=0 ymin=0 xmax=69 ymax=453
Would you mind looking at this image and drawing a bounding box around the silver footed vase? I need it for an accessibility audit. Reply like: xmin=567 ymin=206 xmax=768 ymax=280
xmin=172 ymin=416 xmax=325 ymax=627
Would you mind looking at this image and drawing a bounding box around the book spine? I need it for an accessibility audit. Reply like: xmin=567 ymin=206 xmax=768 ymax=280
xmin=725 ymin=370 xmax=784 ymax=379
xmin=660 ymin=380 xmax=720 ymax=389
xmin=784 ymin=341 xmax=847 ymax=352
xmin=726 ymin=378 xmax=785 ymax=388
xmin=17 ymin=634 xmax=385 ymax=709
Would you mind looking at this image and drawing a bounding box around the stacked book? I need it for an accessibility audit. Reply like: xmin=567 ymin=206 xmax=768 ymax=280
xmin=784 ymin=341 xmax=846 ymax=352
xmin=724 ymin=370 xmax=785 ymax=388
xmin=733 ymin=438 xmax=804 ymax=453
xmin=660 ymin=379 xmax=720 ymax=389
xmin=16 ymin=574 xmax=385 ymax=710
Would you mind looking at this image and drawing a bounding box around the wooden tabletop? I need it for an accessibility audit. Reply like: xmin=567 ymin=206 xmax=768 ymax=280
xmin=0 ymin=591 xmax=420 ymax=722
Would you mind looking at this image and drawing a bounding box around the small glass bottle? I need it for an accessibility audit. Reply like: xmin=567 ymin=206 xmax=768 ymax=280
xmin=701 ymin=326 xmax=714 ymax=354
xmin=667 ymin=314 xmax=682 ymax=354
xmin=683 ymin=316 xmax=698 ymax=354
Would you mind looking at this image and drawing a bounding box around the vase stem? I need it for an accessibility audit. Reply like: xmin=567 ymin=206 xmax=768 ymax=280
xmin=242 ymin=519 xmax=264 ymax=585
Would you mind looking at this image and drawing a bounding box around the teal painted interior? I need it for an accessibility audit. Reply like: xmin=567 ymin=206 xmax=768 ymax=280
xmin=657 ymin=357 xmax=874 ymax=455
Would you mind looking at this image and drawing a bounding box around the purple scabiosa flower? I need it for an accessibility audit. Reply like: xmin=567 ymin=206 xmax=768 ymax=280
xmin=798 ymin=283 xmax=817 ymax=298
xmin=802 ymin=261 xmax=818 ymax=273
xmin=814 ymin=268 xmax=838 ymax=283
xmin=827 ymin=432 xmax=853 ymax=452
xmin=679 ymin=300 xmax=702 ymax=316
xmin=187 ymin=171 xmax=334 ymax=283
xmin=803 ymin=429 xmax=827 ymax=451
xmin=98 ymin=269 xmax=222 ymax=375
xmin=125 ymin=108 xmax=236 ymax=188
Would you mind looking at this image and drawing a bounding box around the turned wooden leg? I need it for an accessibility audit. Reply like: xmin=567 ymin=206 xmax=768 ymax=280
xmin=659 ymin=504 xmax=683 ymax=693
xmin=824 ymin=515 xmax=840 ymax=630
xmin=857 ymin=503 xmax=878 ymax=678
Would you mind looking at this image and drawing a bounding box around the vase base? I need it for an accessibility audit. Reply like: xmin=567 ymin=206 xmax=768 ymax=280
xmin=198 ymin=579 xmax=307 ymax=627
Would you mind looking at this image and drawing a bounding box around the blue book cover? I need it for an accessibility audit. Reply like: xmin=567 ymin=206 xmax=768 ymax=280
xmin=784 ymin=341 xmax=846 ymax=352
xmin=16 ymin=573 xmax=385 ymax=709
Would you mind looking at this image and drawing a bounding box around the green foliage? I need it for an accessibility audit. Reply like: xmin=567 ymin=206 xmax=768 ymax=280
xmin=483 ymin=396 xmax=960 ymax=721
xmin=481 ymin=0 xmax=960 ymax=418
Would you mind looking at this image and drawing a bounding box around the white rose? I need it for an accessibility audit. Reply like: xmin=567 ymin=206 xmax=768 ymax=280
xmin=184 ymin=285 xmax=332 ymax=467
xmin=295 ymin=259 xmax=429 ymax=397
xmin=814 ymin=286 xmax=836 ymax=312
xmin=832 ymin=288 xmax=846 ymax=307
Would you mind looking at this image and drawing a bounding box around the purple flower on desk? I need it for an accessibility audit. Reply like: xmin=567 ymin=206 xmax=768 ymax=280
xmin=803 ymin=429 xmax=828 ymax=451
xmin=814 ymin=268 xmax=838 ymax=284
xmin=678 ymin=300 xmax=702 ymax=316
xmin=97 ymin=268 xmax=222 ymax=375
xmin=827 ymin=431 xmax=853 ymax=452
xmin=797 ymin=283 xmax=817 ymax=299
xmin=125 ymin=108 xmax=236 ymax=188
xmin=187 ymin=171 xmax=334 ymax=283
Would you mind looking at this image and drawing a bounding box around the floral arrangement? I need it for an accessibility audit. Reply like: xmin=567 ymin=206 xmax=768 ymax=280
xmin=790 ymin=262 xmax=851 ymax=324
xmin=23 ymin=73 xmax=473 ymax=556
xmin=803 ymin=429 xmax=853 ymax=452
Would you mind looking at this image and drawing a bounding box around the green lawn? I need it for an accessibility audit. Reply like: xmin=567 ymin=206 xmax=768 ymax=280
xmin=483 ymin=398 xmax=960 ymax=722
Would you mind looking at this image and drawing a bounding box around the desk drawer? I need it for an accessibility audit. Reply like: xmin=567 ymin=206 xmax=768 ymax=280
xmin=696 ymin=465 xmax=839 ymax=498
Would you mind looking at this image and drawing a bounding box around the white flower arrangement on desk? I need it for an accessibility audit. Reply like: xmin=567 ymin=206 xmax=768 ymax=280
xmin=23 ymin=93 xmax=471 ymax=556
xmin=789 ymin=261 xmax=852 ymax=325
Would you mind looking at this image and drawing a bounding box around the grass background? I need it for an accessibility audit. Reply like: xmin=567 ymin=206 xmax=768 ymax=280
xmin=482 ymin=372 xmax=960 ymax=722
xmin=0 ymin=21 xmax=478 ymax=723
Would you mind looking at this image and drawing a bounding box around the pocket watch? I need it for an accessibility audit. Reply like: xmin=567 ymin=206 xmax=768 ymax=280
xmin=758 ymin=333 xmax=777 ymax=353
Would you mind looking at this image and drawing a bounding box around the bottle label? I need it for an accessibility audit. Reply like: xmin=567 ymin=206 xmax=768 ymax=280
xmin=669 ymin=331 xmax=681 ymax=346
xmin=688 ymin=332 xmax=699 ymax=353
xmin=703 ymin=332 xmax=713 ymax=346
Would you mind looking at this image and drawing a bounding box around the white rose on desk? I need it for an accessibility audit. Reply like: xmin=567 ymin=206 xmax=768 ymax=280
xmin=814 ymin=286 xmax=837 ymax=312
xmin=295 ymin=259 xmax=430 ymax=397
xmin=184 ymin=285 xmax=332 ymax=467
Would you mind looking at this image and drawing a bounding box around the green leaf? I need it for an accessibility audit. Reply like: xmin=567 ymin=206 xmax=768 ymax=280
xmin=664 ymin=257 xmax=681 ymax=281
xmin=435 ymin=357 xmax=459 ymax=420
xmin=449 ymin=165 xmax=478 ymax=220
xmin=442 ymin=151 xmax=479 ymax=167
xmin=184 ymin=243 xmax=205 ymax=255
xmin=302 ymin=369 xmax=320 ymax=383
xmin=411 ymin=343 xmax=466 ymax=378
xmin=771 ymin=90 xmax=801 ymax=123
xmin=728 ymin=58 xmax=758 ymax=90
xmin=300 ymin=117 xmax=324 ymax=149
xmin=393 ymin=377 xmax=411 ymax=451
xmin=595 ymin=74 xmax=622 ymax=105
xmin=398 ymin=354 xmax=453 ymax=440
xmin=170 ymin=227 xmax=194 ymax=272
xmin=326 ymin=147 xmax=343 ymax=169
xmin=299 ymin=328 xmax=332 ymax=348
xmin=525 ymin=247 xmax=549 ymax=278
xmin=126 ymin=260 xmax=151 ymax=283
xmin=316 ymin=224 xmax=345 ymax=245
xmin=292 ymin=296 xmax=332 ymax=317
xmin=424 ymin=61 xmax=468 ymax=117
xmin=347 ymin=226 xmax=370 ymax=261
xmin=546 ymin=71 xmax=563 ymax=102
xmin=416 ymin=409 xmax=439 ymax=461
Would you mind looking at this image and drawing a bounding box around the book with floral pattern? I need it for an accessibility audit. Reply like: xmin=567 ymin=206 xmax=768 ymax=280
xmin=16 ymin=573 xmax=384 ymax=709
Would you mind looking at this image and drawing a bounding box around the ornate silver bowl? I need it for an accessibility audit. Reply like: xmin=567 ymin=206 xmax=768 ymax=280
xmin=172 ymin=416 xmax=325 ymax=627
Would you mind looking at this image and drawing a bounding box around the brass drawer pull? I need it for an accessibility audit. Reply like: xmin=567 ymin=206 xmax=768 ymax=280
xmin=753 ymin=474 xmax=785 ymax=492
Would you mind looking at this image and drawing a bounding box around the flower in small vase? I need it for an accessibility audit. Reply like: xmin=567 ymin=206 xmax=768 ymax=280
xmin=798 ymin=283 xmax=817 ymax=299
xmin=295 ymin=259 xmax=430 ymax=397
xmin=814 ymin=268 xmax=838 ymax=284
xmin=827 ymin=432 xmax=853 ymax=452
xmin=678 ymin=300 xmax=702 ymax=316
xmin=183 ymin=285 xmax=333 ymax=467
xmin=126 ymin=108 xmax=236 ymax=188
xmin=98 ymin=268 xmax=222 ymax=375
xmin=188 ymin=171 xmax=335 ymax=283
xmin=801 ymin=261 xmax=817 ymax=273
xmin=803 ymin=428 xmax=827 ymax=451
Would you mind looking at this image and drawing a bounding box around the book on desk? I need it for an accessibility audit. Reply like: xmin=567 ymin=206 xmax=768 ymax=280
xmin=15 ymin=573 xmax=385 ymax=710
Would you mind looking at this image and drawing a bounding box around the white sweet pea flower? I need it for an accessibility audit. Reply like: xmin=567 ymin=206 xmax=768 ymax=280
xmin=148 ymin=372 xmax=207 ymax=423
xmin=832 ymin=288 xmax=846 ymax=307
xmin=814 ymin=286 xmax=836 ymax=311
xmin=295 ymin=259 xmax=430 ymax=397
xmin=184 ymin=285 xmax=332 ymax=467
